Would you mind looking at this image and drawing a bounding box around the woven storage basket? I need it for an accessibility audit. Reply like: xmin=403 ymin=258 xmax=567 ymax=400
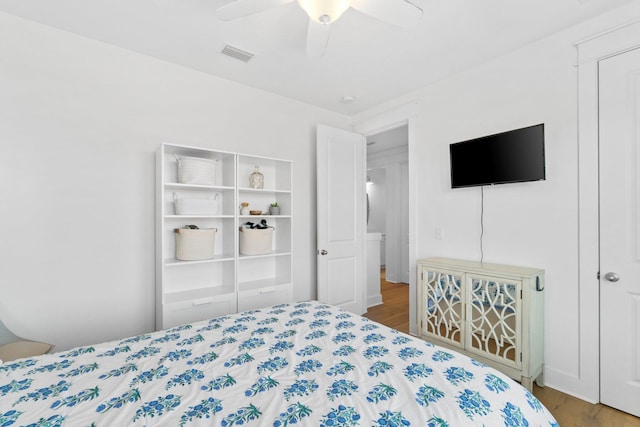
xmin=176 ymin=155 xmax=218 ymax=185
xmin=239 ymin=227 xmax=274 ymax=255
xmin=174 ymin=227 xmax=216 ymax=260
xmin=173 ymin=193 xmax=219 ymax=215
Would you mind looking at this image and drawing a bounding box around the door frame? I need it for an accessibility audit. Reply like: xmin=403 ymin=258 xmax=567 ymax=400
xmin=353 ymin=103 xmax=418 ymax=334
xmin=576 ymin=20 xmax=640 ymax=403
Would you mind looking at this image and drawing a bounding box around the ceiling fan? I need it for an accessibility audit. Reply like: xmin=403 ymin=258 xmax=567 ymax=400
xmin=216 ymin=0 xmax=423 ymax=58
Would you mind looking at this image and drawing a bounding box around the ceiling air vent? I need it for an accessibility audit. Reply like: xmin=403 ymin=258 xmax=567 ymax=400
xmin=221 ymin=44 xmax=254 ymax=63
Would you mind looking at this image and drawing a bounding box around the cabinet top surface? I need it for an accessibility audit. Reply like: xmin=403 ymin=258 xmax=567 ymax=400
xmin=418 ymin=257 xmax=544 ymax=276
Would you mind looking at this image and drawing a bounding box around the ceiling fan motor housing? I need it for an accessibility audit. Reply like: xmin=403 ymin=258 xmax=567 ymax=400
xmin=297 ymin=0 xmax=351 ymax=24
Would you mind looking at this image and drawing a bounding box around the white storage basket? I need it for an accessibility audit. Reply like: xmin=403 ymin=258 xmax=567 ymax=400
xmin=173 ymin=193 xmax=219 ymax=216
xmin=174 ymin=227 xmax=217 ymax=261
xmin=176 ymin=155 xmax=218 ymax=185
xmin=239 ymin=227 xmax=274 ymax=255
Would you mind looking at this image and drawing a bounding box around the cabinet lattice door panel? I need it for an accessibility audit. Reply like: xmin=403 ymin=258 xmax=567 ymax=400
xmin=422 ymin=270 xmax=465 ymax=348
xmin=418 ymin=257 xmax=544 ymax=391
xmin=466 ymin=276 xmax=521 ymax=369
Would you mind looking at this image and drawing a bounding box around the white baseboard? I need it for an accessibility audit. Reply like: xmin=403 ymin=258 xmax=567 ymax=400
xmin=367 ymin=294 xmax=383 ymax=308
xmin=543 ymin=366 xmax=599 ymax=404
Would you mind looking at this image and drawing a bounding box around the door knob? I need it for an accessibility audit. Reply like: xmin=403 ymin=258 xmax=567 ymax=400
xmin=604 ymin=272 xmax=620 ymax=282
xmin=320 ymin=249 xmax=328 ymax=255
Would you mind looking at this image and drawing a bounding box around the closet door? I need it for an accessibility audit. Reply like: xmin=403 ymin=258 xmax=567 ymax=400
xmin=598 ymin=46 xmax=640 ymax=417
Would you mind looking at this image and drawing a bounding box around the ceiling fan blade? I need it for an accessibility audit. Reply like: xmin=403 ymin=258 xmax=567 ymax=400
xmin=350 ymin=0 xmax=423 ymax=27
xmin=306 ymin=20 xmax=331 ymax=59
xmin=216 ymin=0 xmax=294 ymax=21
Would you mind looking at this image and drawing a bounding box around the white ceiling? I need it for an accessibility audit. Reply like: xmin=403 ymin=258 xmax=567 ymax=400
xmin=0 ymin=0 xmax=636 ymax=115
xmin=367 ymin=125 xmax=408 ymax=154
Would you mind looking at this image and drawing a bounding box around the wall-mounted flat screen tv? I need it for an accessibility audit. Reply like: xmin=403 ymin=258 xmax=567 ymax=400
xmin=450 ymin=123 xmax=545 ymax=188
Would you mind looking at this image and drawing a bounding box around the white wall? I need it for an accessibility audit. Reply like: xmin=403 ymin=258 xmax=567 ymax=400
xmin=354 ymin=0 xmax=640 ymax=403
xmin=0 ymin=12 xmax=349 ymax=351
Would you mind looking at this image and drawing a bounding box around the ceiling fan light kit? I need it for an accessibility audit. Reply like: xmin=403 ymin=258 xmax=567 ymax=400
xmin=297 ymin=0 xmax=351 ymax=24
xmin=216 ymin=0 xmax=422 ymax=58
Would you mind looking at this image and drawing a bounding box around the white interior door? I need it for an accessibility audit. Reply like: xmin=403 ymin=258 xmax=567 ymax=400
xmin=599 ymin=46 xmax=640 ymax=417
xmin=316 ymin=124 xmax=366 ymax=315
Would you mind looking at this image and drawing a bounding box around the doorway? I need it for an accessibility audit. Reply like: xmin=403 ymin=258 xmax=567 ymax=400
xmin=365 ymin=125 xmax=409 ymax=327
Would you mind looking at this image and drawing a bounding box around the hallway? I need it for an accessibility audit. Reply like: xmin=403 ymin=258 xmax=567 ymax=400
xmin=363 ymin=269 xmax=409 ymax=333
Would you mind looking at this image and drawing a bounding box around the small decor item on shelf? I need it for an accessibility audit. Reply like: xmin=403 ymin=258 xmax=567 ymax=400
xmin=239 ymin=220 xmax=274 ymax=255
xmin=174 ymin=225 xmax=217 ymax=261
xmin=249 ymin=165 xmax=264 ymax=189
xmin=269 ymin=202 xmax=280 ymax=215
xmin=250 ymin=210 xmax=262 ymax=215
xmin=175 ymin=155 xmax=218 ymax=185
xmin=240 ymin=202 xmax=250 ymax=215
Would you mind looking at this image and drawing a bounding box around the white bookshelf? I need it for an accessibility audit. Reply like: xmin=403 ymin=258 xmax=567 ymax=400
xmin=156 ymin=144 xmax=293 ymax=329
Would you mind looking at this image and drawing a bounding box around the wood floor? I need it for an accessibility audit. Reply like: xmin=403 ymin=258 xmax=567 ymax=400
xmin=363 ymin=271 xmax=640 ymax=427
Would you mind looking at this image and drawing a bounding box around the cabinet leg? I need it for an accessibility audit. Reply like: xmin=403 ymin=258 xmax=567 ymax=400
xmin=520 ymin=376 xmax=533 ymax=392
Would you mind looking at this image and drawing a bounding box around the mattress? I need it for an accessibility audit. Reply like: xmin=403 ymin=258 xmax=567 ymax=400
xmin=0 ymin=301 xmax=558 ymax=426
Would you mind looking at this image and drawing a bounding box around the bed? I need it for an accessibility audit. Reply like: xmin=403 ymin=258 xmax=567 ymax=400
xmin=0 ymin=301 xmax=558 ymax=426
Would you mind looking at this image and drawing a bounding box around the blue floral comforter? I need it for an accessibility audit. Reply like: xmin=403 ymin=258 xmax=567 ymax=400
xmin=0 ymin=301 xmax=558 ymax=426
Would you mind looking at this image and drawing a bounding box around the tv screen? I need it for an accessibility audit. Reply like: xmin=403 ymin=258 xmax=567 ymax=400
xmin=449 ymin=124 xmax=545 ymax=188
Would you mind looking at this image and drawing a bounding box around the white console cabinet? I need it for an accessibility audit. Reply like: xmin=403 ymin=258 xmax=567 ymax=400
xmin=156 ymin=144 xmax=292 ymax=330
xmin=417 ymin=257 xmax=544 ymax=391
